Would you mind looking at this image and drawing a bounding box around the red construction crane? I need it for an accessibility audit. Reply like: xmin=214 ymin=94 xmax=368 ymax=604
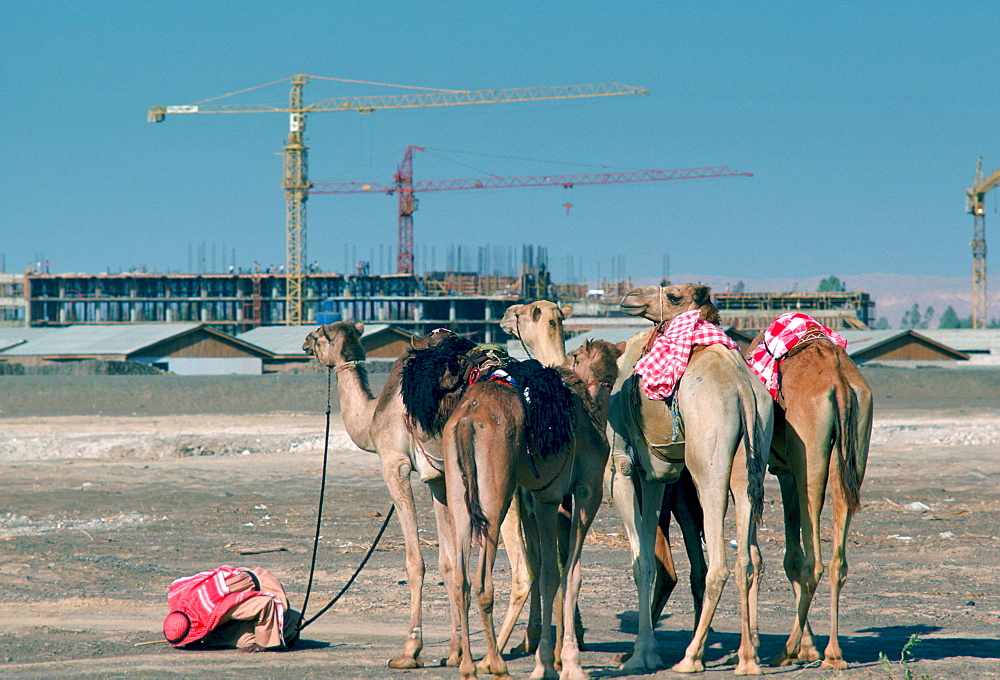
xmin=311 ymin=146 xmax=753 ymax=274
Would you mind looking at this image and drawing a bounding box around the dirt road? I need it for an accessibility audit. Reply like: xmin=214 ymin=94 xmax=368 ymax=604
xmin=1 ymin=371 xmax=999 ymax=678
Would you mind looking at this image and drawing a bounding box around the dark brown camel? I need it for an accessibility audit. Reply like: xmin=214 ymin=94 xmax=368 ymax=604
xmin=442 ymin=340 xmax=620 ymax=680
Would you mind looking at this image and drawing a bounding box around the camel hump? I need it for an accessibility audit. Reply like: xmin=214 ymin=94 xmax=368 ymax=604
xmin=400 ymin=335 xmax=478 ymax=435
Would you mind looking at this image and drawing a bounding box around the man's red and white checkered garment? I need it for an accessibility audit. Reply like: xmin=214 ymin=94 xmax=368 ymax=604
xmin=164 ymin=565 xmax=286 ymax=646
xmin=634 ymin=309 xmax=739 ymax=400
xmin=747 ymin=312 xmax=847 ymax=400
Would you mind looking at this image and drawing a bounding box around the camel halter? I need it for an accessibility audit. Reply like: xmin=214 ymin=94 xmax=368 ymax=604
xmin=295 ymin=365 xmax=395 ymax=637
xmin=335 ymin=359 xmax=364 ymax=373
xmin=514 ymin=312 xmax=532 ymax=359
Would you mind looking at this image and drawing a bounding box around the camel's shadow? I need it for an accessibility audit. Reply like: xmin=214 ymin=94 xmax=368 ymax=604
xmin=571 ymin=613 xmax=999 ymax=677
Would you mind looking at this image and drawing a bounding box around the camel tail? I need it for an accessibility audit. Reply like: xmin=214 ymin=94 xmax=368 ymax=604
xmin=455 ymin=415 xmax=490 ymax=540
xmin=832 ymin=375 xmax=864 ymax=514
xmin=741 ymin=382 xmax=767 ymax=526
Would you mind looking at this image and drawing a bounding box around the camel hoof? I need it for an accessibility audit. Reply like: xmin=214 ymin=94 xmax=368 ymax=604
xmin=821 ymin=657 xmax=848 ymax=670
xmin=798 ymin=648 xmax=821 ymax=663
xmin=671 ymin=657 xmax=704 ymax=674
xmin=440 ymin=653 xmax=461 ymax=667
xmin=388 ymin=656 xmax=423 ymax=669
xmin=735 ymin=660 xmax=763 ymax=676
xmin=767 ymin=652 xmax=795 ymax=667
xmin=510 ymin=640 xmax=535 ymax=655
xmin=621 ymin=648 xmax=663 ymax=672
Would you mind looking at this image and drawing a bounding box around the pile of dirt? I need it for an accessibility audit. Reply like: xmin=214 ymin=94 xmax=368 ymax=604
xmin=0 ymin=360 xmax=165 ymax=376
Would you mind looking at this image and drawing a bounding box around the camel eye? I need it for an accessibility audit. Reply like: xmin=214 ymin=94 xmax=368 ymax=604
xmin=667 ymin=294 xmax=681 ymax=304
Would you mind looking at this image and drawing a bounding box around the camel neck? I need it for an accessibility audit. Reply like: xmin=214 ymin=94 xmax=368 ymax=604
xmin=530 ymin=343 xmax=567 ymax=369
xmin=333 ymin=359 xmax=377 ymax=451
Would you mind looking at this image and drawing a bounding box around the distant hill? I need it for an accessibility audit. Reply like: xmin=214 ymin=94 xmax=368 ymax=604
xmin=634 ymin=273 xmax=1000 ymax=328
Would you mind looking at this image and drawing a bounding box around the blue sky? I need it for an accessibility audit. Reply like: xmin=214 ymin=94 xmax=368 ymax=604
xmin=2 ymin=1 xmax=999 ymax=286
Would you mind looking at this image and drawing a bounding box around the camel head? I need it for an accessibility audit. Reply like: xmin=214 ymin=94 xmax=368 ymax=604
xmin=302 ymin=321 xmax=367 ymax=368
xmin=500 ymin=300 xmax=573 ymax=367
xmin=620 ymin=283 xmax=720 ymax=325
xmin=566 ymin=339 xmax=621 ymax=386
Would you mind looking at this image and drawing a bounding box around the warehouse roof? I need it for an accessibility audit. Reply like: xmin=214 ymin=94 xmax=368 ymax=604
xmin=238 ymin=323 xmax=398 ymax=357
xmin=0 ymin=324 xmax=270 ymax=359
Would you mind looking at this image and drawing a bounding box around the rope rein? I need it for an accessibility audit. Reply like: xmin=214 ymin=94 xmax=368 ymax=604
xmin=294 ymin=361 xmax=394 ymax=637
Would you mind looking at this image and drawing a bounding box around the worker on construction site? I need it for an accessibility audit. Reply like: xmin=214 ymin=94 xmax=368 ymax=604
xmin=162 ymin=566 xmax=300 ymax=653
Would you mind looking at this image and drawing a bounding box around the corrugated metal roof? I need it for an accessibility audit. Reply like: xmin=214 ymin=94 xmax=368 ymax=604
xmin=0 ymin=327 xmax=64 ymax=353
xmin=0 ymin=323 xmax=201 ymax=357
xmin=238 ymin=324 xmax=392 ymax=356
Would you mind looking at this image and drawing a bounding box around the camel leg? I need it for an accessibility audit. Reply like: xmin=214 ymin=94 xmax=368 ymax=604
xmin=673 ymin=468 xmax=707 ymax=624
xmin=495 ymin=491 xmax=532 ymax=654
xmin=618 ymin=473 xmax=666 ymax=672
xmin=510 ymin=489 xmax=543 ymax=655
xmin=769 ymin=466 xmax=819 ymax=665
xmin=651 ymin=501 xmax=678 ymax=624
xmin=448 ymin=494 xmax=478 ymax=680
xmin=379 ymin=455 xmax=426 ymax=669
xmin=530 ymin=500 xmax=561 ymax=680
xmin=729 ymin=445 xmax=763 ymax=676
xmin=558 ymin=470 xmax=605 ymax=680
xmin=789 ymin=422 xmax=831 ymax=666
xmin=821 ymin=483 xmax=854 ymax=669
xmin=471 ymin=491 xmax=514 ymax=679
xmin=429 ymin=481 xmax=463 ymax=667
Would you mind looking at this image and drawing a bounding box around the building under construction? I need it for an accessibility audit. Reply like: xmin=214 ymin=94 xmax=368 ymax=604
xmin=6 ymin=266 xmax=875 ymax=340
xmin=13 ymin=263 xmax=573 ymax=343
xmin=714 ymin=290 xmax=874 ymax=330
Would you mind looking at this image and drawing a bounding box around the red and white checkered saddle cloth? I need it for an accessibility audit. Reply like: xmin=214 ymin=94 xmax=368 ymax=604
xmin=747 ymin=312 xmax=847 ymax=399
xmin=634 ymin=309 xmax=739 ymax=400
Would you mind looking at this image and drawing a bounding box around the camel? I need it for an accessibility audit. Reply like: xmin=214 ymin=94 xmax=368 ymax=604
xmin=745 ymin=318 xmax=873 ymax=669
xmin=302 ymin=321 xmax=562 ymax=669
xmin=609 ymin=283 xmax=773 ymax=675
xmin=503 ymin=299 xmax=703 ymax=662
xmin=442 ymin=339 xmax=620 ymax=680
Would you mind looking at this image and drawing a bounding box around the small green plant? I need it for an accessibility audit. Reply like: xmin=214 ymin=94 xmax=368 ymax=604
xmin=878 ymin=633 xmax=925 ymax=680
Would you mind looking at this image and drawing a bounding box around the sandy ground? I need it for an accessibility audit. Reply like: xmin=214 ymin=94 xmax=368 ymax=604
xmin=1 ymin=370 xmax=999 ymax=679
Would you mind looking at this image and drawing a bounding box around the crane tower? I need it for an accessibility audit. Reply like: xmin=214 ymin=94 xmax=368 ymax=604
xmin=966 ymin=157 xmax=1000 ymax=328
xmin=148 ymin=76 xmax=647 ymax=324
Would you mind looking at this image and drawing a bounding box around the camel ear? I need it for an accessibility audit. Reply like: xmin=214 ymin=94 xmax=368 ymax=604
xmin=693 ymin=285 xmax=713 ymax=307
xmin=531 ymin=305 xmax=542 ymax=322
xmin=354 ymin=321 xmax=365 ymax=334
xmin=616 ymin=340 xmax=627 ymax=354
xmin=560 ymin=304 xmax=573 ymax=320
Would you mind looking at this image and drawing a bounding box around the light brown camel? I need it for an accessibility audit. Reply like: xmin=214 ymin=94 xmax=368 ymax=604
xmin=610 ymin=283 xmax=773 ymax=675
xmin=302 ymin=322 xmax=559 ymax=669
xmin=745 ymin=325 xmax=873 ymax=669
xmin=442 ymin=339 xmax=620 ymax=680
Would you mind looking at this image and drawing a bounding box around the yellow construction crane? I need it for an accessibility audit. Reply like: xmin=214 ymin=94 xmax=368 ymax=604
xmin=148 ymin=75 xmax=648 ymax=324
xmin=966 ymin=157 xmax=1000 ymax=328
